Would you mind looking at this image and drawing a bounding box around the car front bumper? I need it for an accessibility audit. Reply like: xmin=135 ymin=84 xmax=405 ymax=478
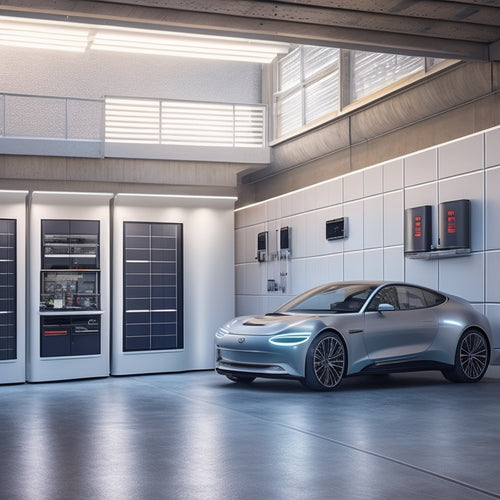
xmin=215 ymin=333 xmax=310 ymax=379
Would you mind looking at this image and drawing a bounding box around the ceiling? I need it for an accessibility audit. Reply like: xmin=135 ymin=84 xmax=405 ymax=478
xmin=0 ymin=0 xmax=499 ymax=61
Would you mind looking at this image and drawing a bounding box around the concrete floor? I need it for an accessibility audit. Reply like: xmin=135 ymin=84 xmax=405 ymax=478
xmin=1 ymin=370 xmax=500 ymax=500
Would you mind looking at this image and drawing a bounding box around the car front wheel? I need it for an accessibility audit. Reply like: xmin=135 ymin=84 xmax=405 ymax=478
xmin=442 ymin=330 xmax=489 ymax=383
xmin=303 ymin=332 xmax=346 ymax=391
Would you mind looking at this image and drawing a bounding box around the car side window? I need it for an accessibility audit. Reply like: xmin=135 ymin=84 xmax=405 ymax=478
xmin=366 ymin=286 xmax=399 ymax=312
xmin=396 ymin=286 xmax=427 ymax=310
xmin=422 ymin=289 xmax=447 ymax=307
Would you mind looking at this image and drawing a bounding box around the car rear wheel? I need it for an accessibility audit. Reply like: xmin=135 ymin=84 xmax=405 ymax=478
xmin=303 ymin=332 xmax=345 ymax=391
xmin=442 ymin=330 xmax=489 ymax=383
xmin=226 ymin=374 xmax=255 ymax=384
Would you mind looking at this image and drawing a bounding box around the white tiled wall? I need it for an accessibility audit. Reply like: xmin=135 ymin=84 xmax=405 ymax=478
xmin=235 ymin=126 xmax=500 ymax=363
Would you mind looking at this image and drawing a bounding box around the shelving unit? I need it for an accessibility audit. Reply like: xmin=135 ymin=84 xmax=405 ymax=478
xmin=39 ymin=219 xmax=101 ymax=357
xmin=405 ymin=248 xmax=471 ymax=260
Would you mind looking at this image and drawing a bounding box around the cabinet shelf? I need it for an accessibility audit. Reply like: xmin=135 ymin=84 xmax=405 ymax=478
xmin=40 ymin=269 xmax=100 ymax=311
xmin=405 ymin=248 xmax=471 ymax=260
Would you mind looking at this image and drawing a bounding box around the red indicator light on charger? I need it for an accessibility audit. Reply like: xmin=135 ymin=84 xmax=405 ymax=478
xmin=414 ymin=216 xmax=422 ymax=238
xmin=447 ymin=210 xmax=456 ymax=234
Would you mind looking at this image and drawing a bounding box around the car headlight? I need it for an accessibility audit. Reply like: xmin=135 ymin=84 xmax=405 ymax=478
xmin=216 ymin=326 xmax=229 ymax=338
xmin=269 ymin=332 xmax=311 ymax=346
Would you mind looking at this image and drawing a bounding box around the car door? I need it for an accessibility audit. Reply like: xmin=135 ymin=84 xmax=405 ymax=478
xmin=363 ymin=285 xmax=439 ymax=361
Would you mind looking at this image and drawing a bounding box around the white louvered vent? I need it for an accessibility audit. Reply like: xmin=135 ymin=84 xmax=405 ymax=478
xmin=105 ymin=98 xmax=160 ymax=144
xmin=106 ymin=97 xmax=265 ymax=148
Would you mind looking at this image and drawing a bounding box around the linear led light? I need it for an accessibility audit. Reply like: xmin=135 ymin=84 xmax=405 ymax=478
xmin=0 ymin=16 xmax=89 ymax=52
xmin=91 ymin=28 xmax=289 ymax=63
xmin=116 ymin=193 xmax=237 ymax=201
xmin=0 ymin=16 xmax=289 ymax=63
xmin=32 ymin=190 xmax=114 ymax=198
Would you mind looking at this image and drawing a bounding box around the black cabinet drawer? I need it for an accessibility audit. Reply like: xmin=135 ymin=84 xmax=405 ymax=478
xmin=41 ymin=315 xmax=101 ymax=357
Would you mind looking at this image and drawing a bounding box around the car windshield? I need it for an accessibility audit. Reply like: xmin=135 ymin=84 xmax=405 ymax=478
xmin=274 ymin=284 xmax=377 ymax=314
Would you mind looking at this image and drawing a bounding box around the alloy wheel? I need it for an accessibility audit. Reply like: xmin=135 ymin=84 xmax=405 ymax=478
xmin=459 ymin=331 xmax=488 ymax=380
xmin=313 ymin=335 xmax=345 ymax=388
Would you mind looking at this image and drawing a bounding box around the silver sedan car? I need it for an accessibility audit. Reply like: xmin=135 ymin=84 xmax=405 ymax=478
xmin=215 ymin=281 xmax=492 ymax=390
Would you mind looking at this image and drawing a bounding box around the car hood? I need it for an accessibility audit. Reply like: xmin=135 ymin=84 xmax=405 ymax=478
xmin=227 ymin=313 xmax=316 ymax=336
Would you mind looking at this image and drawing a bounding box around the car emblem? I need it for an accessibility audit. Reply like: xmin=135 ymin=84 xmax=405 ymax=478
xmin=238 ymin=337 xmax=246 ymax=344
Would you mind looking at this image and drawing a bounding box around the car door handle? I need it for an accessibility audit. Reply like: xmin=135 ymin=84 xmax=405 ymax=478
xmin=348 ymin=329 xmax=364 ymax=334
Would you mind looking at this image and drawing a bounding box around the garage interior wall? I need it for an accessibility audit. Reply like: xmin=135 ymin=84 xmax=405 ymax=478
xmin=2 ymin=34 xmax=500 ymax=378
xmin=235 ymin=126 xmax=500 ymax=372
xmin=0 ymin=45 xmax=261 ymax=104
xmin=0 ymin=44 xmax=264 ymax=197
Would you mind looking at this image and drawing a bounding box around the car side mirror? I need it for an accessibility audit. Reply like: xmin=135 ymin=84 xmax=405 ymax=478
xmin=378 ymin=303 xmax=395 ymax=312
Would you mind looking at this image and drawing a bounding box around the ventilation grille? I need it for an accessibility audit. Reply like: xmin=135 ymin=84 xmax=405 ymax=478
xmin=105 ymin=97 xmax=266 ymax=148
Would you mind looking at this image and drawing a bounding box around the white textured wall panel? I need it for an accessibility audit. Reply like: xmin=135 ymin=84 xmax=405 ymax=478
xmin=364 ymin=165 xmax=383 ymax=197
xmin=486 ymin=304 xmax=500 ymax=350
xmin=486 ymin=251 xmax=500 ymax=302
xmin=6 ymin=95 xmax=66 ymax=137
xmin=327 ymin=253 xmax=344 ymax=282
xmin=383 ymin=191 xmax=404 ymax=247
xmin=439 ymin=134 xmax=483 ymax=179
xmin=405 ymin=149 xmax=437 ymax=187
xmin=343 ymin=171 xmax=364 ymax=202
xmin=486 ymin=166 xmax=500 ymax=250
xmin=439 ymin=253 xmax=484 ymax=302
xmin=405 ymin=257 xmax=439 ymax=290
xmin=235 ymin=228 xmax=246 ymax=265
xmin=363 ymin=195 xmax=383 ymax=249
xmin=344 ymin=251 xmax=364 ymax=280
xmin=364 ymin=249 xmax=384 ymax=280
xmin=383 ymin=159 xmax=404 ymax=192
xmin=384 ymin=247 xmax=404 ymax=281
xmin=486 ymin=128 xmax=500 ymax=168
xmin=344 ymin=200 xmax=364 ymax=251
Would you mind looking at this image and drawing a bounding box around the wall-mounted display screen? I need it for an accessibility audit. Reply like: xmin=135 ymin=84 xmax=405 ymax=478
xmin=257 ymin=231 xmax=268 ymax=262
xmin=0 ymin=219 xmax=16 ymax=361
xmin=326 ymin=217 xmax=347 ymax=240
xmin=123 ymin=221 xmax=183 ymax=352
xmin=280 ymin=226 xmax=291 ymax=251
xmin=257 ymin=231 xmax=268 ymax=251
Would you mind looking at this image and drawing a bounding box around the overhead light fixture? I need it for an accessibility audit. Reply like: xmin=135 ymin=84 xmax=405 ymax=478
xmin=0 ymin=16 xmax=89 ymax=52
xmin=0 ymin=16 xmax=289 ymax=62
xmin=92 ymin=28 xmax=289 ymax=63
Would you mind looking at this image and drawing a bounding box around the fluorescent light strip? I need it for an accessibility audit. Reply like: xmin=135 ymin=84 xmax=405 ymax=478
xmin=117 ymin=193 xmax=237 ymax=201
xmin=0 ymin=17 xmax=89 ymax=52
xmin=0 ymin=16 xmax=289 ymax=62
xmin=91 ymin=30 xmax=287 ymax=63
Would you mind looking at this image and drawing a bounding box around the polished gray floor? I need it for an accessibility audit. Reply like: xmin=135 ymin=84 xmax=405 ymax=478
xmin=1 ymin=370 xmax=500 ymax=500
